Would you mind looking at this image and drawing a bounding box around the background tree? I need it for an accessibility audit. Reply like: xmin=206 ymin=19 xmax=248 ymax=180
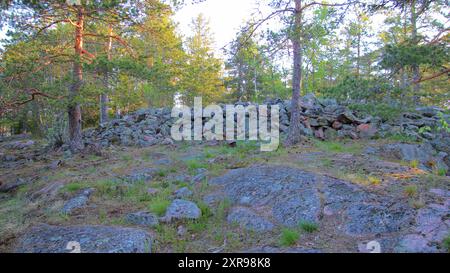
xmin=181 ymin=14 xmax=225 ymax=104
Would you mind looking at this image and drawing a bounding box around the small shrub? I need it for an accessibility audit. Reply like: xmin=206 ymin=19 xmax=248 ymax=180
xmin=298 ymin=221 xmax=319 ymax=233
xmin=436 ymin=168 xmax=447 ymax=176
xmin=197 ymin=201 xmax=213 ymax=219
xmin=280 ymin=228 xmax=299 ymax=246
xmin=404 ymin=185 xmax=418 ymax=198
xmin=368 ymin=176 xmax=381 ymax=186
xmin=410 ymin=160 xmax=419 ymax=169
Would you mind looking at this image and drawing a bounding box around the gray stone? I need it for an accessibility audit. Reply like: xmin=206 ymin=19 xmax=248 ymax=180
xmin=345 ymin=202 xmax=413 ymax=235
xmin=177 ymin=225 xmax=187 ymax=236
xmin=415 ymin=106 xmax=443 ymax=117
xmin=396 ymin=234 xmax=438 ymax=253
xmin=61 ymin=188 xmax=95 ymax=215
xmin=164 ymin=199 xmax=201 ymax=221
xmin=126 ymin=211 xmax=159 ymax=227
xmin=227 ymin=207 xmax=275 ymax=232
xmin=15 ymin=224 xmax=153 ymax=253
xmin=146 ymin=187 xmax=160 ymax=196
xmin=123 ymin=168 xmax=159 ymax=183
xmin=209 ymin=165 xmax=417 ymax=239
xmin=429 ymin=188 xmax=450 ymax=197
xmin=0 ymin=178 xmax=30 ymax=193
xmin=174 ymin=187 xmax=193 ymax=198
xmin=378 ymin=143 xmax=448 ymax=173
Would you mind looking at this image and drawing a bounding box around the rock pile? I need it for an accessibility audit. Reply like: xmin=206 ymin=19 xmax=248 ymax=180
xmin=82 ymin=94 xmax=449 ymax=147
xmin=79 ymin=94 xmax=450 ymax=174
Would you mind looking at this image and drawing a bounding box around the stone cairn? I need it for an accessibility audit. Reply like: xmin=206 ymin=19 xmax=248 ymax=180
xmin=82 ymin=93 xmax=449 ymax=149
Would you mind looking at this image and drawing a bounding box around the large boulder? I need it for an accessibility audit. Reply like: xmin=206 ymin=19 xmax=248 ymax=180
xmin=376 ymin=143 xmax=448 ymax=173
xmin=15 ymin=224 xmax=153 ymax=253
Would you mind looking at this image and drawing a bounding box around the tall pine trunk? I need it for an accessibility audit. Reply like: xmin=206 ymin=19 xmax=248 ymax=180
xmin=100 ymin=24 xmax=112 ymax=124
xmin=411 ymin=1 xmax=420 ymax=103
xmin=68 ymin=6 xmax=84 ymax=151
xmin=286 ymin=0 xmax=303 ymax=146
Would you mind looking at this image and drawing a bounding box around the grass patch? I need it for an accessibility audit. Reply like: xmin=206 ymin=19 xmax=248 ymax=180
xmin=404 ymin=185 xmax=418 ymax=198
xmin=314 ymin=140 xmax=362 ymax=154
xmin=121 ymin=154 xmax=133 ymax=162
xmin=185 ymin=159 xmax=208 ymax=173
xmin=442 ymin=235 xmax=450 ymax=252
xmin=436 ymin=168 xmax=447 ymax=176
xmin=148 ymin=198 xmax=171 ymax=216
xmin=61 ymin=182 xmax=87 ymax=193
xmin=298 ymin=221 xmax=319 ymax=233
xmin=410 ymin=160 xmax=419 ymax=169
xmin=280 ymin=228 xmax=299 ymax=247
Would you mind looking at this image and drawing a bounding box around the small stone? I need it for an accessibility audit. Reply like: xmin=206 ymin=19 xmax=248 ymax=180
xmin=174 ymin=187 xmax=193 ymax=198
xmin=332 ymin=120 xmax=343 ymax=130
xmin=163 ymin=199 xmax=201 ymax=221
xmin=177 ymin=225 xmax=187 ymax=236
xmin=61 ymin=188 xmax=95 ymax=215
xmin=357 ymin=124 xmax=377 ymax=139
xmin=126 ymin=211 xmax=159 ymax=227
xmin=191 ymin=172 xmax=207 ymax=184
xmin=161 ymin=138 xmax=174 ymax=145
xmin=49 ymin=160 xmax=62 ymax=170
xmin=146 ymin=187 xmax=160 ymax=196
xmin=314 ymin=128 xmax=325 ymax=140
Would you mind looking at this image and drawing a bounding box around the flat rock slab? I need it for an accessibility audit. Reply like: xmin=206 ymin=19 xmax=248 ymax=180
xmin=15 ymin=224 xmax=153 ymax=253
xmin=227 ymin=207 xmax=275 ymax=232
xmin=209 ymin=165 xmax=415 ymax=236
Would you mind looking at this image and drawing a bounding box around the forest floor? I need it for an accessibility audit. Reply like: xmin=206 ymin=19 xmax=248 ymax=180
xmin=0 ymin=135 xmax=449 ymax=253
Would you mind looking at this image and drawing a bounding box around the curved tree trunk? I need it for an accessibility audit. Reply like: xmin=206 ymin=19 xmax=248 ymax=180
xmin=285 ymin=0 xmax=304 ymax=146
xmin=68 ymin=6 xmax=84 ymax=152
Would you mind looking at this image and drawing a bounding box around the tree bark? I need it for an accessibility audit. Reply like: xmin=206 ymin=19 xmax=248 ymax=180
xmin=100 ymin=24 xmax=112 ymax=124
xmin=68 ymin=6 xmax=84 ymax=151
xmin=410 ymin=0 xmax=421 ymax=103
xmin=285 ymin=0 xmax=304 ymax=146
